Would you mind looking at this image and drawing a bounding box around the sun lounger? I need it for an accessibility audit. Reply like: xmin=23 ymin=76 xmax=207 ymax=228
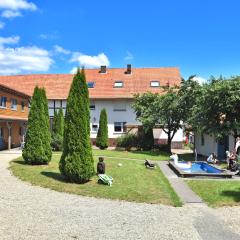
xmin=98 ymin=174 xmax=113 ymax=186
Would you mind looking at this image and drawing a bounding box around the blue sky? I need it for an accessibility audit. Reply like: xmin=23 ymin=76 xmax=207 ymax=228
xmin=0 ymin=0 xmax=240 ymax=81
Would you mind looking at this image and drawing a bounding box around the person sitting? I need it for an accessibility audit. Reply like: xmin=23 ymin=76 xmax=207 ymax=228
xmin=97 ymin=157 xmax=105 ymax=175
xmin=228 ymin=151 xmax=240 ymax=173
xmin=145 ymin=159 xmax=155 ymax=168
xmin=207 ymin=152 xmax=218 ymax=164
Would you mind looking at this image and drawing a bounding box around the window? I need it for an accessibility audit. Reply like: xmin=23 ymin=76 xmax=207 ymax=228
xmin=0 ymin=96 xmax=7 ymax=108
xmin=113 ymin=102 xmax=126 ymax=111
xmin=0 ymin=127 xmax=3 ymax=137
xmin=90 ymin=101 xmax=95 ymax=110
xmin=150 ymin=81 xmax=160 ymax=87
xmin=201 ymin=134 xmax=205 ymax=146
xmin=114 ymin=81 xmax=123 ymax=88
xmin=87 ymin=82 xmax=95 ymax=88
xmin=114 ymin=122 xmax=126 ymax=133
xmin=11 ymin=99 xmax=17 ymax=110
xmin=21 ymin=101 xmax=25 ymax=111
xmin=92 ymin=124 xmax=98 ymax=132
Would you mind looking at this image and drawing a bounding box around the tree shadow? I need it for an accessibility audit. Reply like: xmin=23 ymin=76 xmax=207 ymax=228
xmin=220 ymin=189 xmax=240 ymax=202
xmin=129 ymin=150 xmax=169 ymax=157
xmin=41 ymin=171 xmax=66 ymax=182
xmin=12 ymin=160 xmax=27 ymax=165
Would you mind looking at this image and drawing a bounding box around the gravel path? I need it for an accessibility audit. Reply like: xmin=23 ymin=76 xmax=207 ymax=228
xmin=0 ymin=151 xmax=240 ymax=240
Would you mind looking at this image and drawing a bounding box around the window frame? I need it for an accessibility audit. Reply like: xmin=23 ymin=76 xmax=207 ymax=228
xmin=114 ymin=81 xmax=124 ymax=88
xmin=0 ymin=96 xmax=7 ymax=108
xmin=150 ymin=81 xmax=160 ymax=87
xmin=11 ymin=98 xmax=17 ymax=111
xmin=91 ymin=123 xmax=98 ymax=132
xmin=87 ymin=82 xmax=95 ymax=88
xmin=114 ymin=122 xmax=127 ymax=133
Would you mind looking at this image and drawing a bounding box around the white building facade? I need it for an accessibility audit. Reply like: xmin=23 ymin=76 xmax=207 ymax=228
xmin=0 ymin=65 xmax=184 ymax=148
xmin=195 ymin=133 xmax=235 ymax=160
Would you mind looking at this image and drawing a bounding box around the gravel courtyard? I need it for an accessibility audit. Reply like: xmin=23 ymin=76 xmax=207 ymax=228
xmin=0 ymin=151 xmax=240 ymax=240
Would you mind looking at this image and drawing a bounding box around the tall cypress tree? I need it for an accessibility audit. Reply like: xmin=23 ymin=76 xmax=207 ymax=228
xmin=59 ymin=68 xmax=94 ymax=183
xmin=23 ymin=86 xmax=52 ymax=164
xmin=51 ymin=108 xmax=64 ymax=151
xmin=96 ymin=108 xmax=108 ymax=149
xmin=39 ymin=88 xmax=52 ymax=160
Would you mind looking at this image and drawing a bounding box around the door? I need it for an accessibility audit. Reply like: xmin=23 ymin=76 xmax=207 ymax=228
xmin=217 ymin=136 xmax=229 ymax=160
xmin=0 ymin=127 xmax=4 ymax=150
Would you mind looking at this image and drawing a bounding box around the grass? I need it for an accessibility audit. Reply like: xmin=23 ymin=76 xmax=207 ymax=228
xmin=92 ymin=149 xmax=170 ymax=161
xmin=10 ymin=153 xmax=182 ymax=206
xmin=186 ymin=180 xmax=240 ymax=207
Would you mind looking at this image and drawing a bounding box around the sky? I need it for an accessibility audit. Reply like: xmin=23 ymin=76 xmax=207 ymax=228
xmin=0 ymin=0 xmax=240 ymax=82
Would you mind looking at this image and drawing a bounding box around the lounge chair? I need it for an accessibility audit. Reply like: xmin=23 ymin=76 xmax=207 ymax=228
xmin=145 ymin=159 xmax=155 ymax=169
xmin=98 ymin=174 xmax=113 ymax=186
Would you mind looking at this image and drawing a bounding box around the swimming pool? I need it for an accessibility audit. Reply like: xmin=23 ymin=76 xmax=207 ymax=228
xmin=169 ymin=161 xmax=232 ymax=178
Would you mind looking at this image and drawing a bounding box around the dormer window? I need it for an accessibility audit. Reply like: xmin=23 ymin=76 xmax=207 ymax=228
xmin=150 ymin=81 xmax=160 ymax=87
xmin=87 ymin=82 xmax=95 ymax=88
xmin=114 ymin=81 xmax=123 ymax=88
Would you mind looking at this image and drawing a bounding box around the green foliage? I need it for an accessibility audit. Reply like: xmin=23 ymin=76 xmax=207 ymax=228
xmin=190 ymin=76 xmax=240 ymax=140
xmin=51 ymin=108 xmax=64 ymax=151
xmin=96 ymin=108 xmax=108 ymax=149
xmin=140 ymin=127 xmax=154 ymax=150
xmin=116 ymin=133 xmax=139 ymax=150
xmin=23 ymin=86 xmax=52 ymax=165
xmin=59 ymin=68 xmax=94 ymax=183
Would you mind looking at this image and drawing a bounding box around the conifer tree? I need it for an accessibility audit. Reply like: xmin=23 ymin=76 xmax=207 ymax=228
xmin=96 ymin=108 xmax=108 ymax=149
xmin=51 ymin=108 xmax=64 ymax=151
xmin=23 ymin=86 xmax=52 ymax=164
xmin=59 ymin=68 xmax=94 ymax=183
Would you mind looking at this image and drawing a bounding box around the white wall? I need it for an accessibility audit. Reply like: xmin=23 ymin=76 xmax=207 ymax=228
xmin=48 ymin=99 xmax=184 ymax=141
xmin=195 ymin=133 xmax=235 ymax=157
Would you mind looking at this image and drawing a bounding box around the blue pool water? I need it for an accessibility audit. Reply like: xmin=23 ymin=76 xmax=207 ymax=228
xmin=180 ymin=162 xmax=222 ymax=174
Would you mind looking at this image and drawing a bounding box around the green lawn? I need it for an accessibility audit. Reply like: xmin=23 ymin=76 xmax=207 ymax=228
xmin=10 ymin=153 xmax=182 ymax=206
xmin=187 ymin=180 xmax=240 ymax=207
xmin=92 ymin=149 xmax=170 ymax=161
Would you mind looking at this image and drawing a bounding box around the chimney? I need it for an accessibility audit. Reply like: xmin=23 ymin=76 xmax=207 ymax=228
xmin=126 ymin=64 xmax=132 ymax=74
xmin=99 ymin=65 xmax=107 ymax=73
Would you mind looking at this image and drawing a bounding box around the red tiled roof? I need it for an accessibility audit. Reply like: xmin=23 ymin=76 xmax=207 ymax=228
xmin=0 ymin=83 xmax=30 ymax=99
xmin=0 ymin=67 xmax=181 ymax=99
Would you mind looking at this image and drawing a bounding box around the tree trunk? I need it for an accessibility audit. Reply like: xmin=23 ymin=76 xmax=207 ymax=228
xmin=167 ymin=134 xmax=172 ymax=154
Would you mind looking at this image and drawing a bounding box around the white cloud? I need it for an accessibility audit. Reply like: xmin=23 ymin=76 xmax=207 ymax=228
xmin=0 ymin=36 xmax=53 ymax=75
xmin=0 ymin=0 xmax=37 ymax=18
xmin=70 ymin=67 xmax=77 ymax=74
xmin=0 ymin=36 xmax=20 ymax=46
xmin=54 ymin=45 xmax=71 ymax=55
xmin=1 ymin=9 xmax=22 ymax=18
xmin=193 ymin=76 xmax=206 ymax=85
xmin=71 ymin=52 xmax=110 ymax=68
xmin=124 ymin=51 xmax=134 ymax=61
xmin=0 ymin=21 xmax=5 ymax=29
xmin=0 ymin=0 xmax=37 ymax=11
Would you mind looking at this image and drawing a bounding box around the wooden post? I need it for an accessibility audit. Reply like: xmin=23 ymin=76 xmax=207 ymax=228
xmin=6 ymin=122 xmax=12 ymax=150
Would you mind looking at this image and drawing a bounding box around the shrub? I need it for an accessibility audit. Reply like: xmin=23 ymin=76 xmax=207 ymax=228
xmin=96 ymin=108 xmax=108 ymax=149
xmin=59 ymin=68 xmax=94 ymax=183
xmin=138 ymin=127 xmax=154 ymax=150
xmin=116 ymin=133 xmax=138 ymax=150
xmin=23 ymin=86 xmax=52 ymax=165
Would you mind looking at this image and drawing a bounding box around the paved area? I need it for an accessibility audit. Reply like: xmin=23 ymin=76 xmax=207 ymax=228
xmin=158 ymin=161 xmax=203 ymax=204
xmin=0 ymin=151 xmax=240 ymax=240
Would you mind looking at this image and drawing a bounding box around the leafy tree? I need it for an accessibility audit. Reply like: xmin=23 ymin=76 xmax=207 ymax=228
xmin=132 ymin=80 xmax=199 ymax=153
xmin=59 ymin=68 xmax=94 ymax=183
xmin=23 ymin=86 xmax=52 ymax=164
xmin=190 ymin=76 xmax=240 ymax=142
xmin=96 ymin=108 xmax=108 ymax=149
